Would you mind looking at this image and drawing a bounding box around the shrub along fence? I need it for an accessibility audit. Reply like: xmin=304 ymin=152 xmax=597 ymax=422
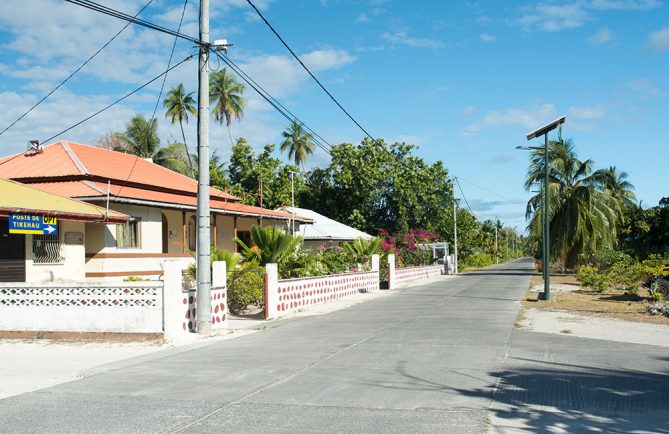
xmin=264 ymin=255 xmax=380 ymax=319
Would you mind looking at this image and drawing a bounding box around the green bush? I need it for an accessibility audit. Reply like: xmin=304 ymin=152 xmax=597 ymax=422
xmin=459 ymin=253 xmax=494 ymax=270
xmin=227 ymin=264 xmax=264 ymax=315
xmin=123 ymin=276 xmax=147 ymax=282
xmin=576 ymin=265 xmax=612 ymax=292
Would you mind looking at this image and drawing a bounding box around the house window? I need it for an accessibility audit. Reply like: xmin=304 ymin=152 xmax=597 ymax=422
xmin=116 ymin=218 xmax=140 ymax=248
xmin=188 ymin=215 xmax=197 ymax=251
xmin=33 ymin=224 xmax=64 ymax=264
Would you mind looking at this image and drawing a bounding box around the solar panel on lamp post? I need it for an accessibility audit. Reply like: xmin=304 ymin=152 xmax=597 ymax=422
xmin=516 ymin=116 xmax=565 ymax=302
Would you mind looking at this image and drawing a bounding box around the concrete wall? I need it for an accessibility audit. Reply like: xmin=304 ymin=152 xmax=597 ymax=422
xmin=24 ymin=220 xmax=86 ymax=283
xmin=387 ymin=254 xmax=445 ymax=290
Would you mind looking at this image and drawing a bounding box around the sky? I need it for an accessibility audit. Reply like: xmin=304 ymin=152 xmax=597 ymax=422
xmin=0 ymin=0 xmax=668 ymax=232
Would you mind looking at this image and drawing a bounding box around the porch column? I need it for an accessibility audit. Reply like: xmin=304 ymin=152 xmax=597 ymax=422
xmin=182 ymin=211 xmax=186 ymax=254
xmin=233 ymin=216 xmax=238 ymax=253
xmin=257 ymin=218 xmax=261 ymax=227
xmin=212 ymin=213 xmax=217 ymax=250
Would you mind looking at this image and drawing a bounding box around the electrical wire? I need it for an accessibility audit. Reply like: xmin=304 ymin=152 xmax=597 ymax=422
xmin=150 ymin=0 xmax=188 ymax=122
xmin=39 ymin=54 xmax=194 ymax=145
xmin=454 ymin=177 xmax=474 ymax=214
xmin=65 ymin=0 xmax=200 ymax=45
xmin=213 ymin=51 xmax=333 ymax=153
xmin=244 ymin=0 xmax=376 ymax=142
xmin=211 ymin=50 xmax=332 ymax=156
xmin=456 ymin=176 xmax=524 ymax=205
xmin=0 ymin=0 xmax=155 ymax=139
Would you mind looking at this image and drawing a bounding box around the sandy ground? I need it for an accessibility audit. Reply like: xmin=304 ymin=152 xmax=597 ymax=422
xmin=0 ymin=275 xmax=450 ymax=401
xmin=518 ymin=308 xmax=669 ymax=347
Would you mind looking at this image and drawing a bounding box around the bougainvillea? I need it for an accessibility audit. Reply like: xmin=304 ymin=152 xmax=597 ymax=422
xmin=379 ymin=228 xmax=440 ymax=267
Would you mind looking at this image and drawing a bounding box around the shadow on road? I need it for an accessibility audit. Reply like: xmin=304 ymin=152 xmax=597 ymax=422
xmin=367 ymin=359 xmax=669 ymax=433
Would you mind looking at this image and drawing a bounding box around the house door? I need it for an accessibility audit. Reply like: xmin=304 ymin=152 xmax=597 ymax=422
xmin=0 ymin=217 xmax=26 ymax=282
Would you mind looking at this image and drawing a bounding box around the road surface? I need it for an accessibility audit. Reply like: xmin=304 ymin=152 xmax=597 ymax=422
xmin=1 ymin=258 xmax=667 ymax=433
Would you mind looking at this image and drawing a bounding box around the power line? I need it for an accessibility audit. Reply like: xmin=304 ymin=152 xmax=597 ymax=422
xmin=244 ymin=0 xmax=376 ymax=142
xmin=454 ymin=177 xmax=474 ymax=214
xmin=213 ymin=51 xmax=333 ymax=153
xmin=456 ymin=176 xmax=524 ymax=204
xmin=211 ymin=50 xmax=332 ymax=157
xmin=0 ymin=0 xmax=155 ymax=139
xmin=150 ymin=0 xmax=188 ymax=122
xmin=40 ymin=54 xmax=194 ymax=145
xmin=65 ymin=0 xmax=200 ymax=45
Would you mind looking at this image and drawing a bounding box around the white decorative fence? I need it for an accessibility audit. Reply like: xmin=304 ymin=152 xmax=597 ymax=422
xmin=0 ymin=260 xmax=227 ymax=338
xmin=0 ymin=282 xmax=163 ymax=333
xmin=387 ymin=254 xmax=445 ymax=290
xmin=264 ymin=255 xmax=380 ymax=319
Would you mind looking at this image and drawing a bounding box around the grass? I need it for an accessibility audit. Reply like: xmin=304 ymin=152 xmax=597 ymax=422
xmin=524 ymin=271 xmax=669 ymax=325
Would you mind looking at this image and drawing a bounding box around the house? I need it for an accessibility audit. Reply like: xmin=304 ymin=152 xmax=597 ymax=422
xmin=279 ymin=206 xmax=372 ymax=251
xmin=0 ymin=141 xmax=310 ymax=282
xmin=0 ymin=178 xmax=129 ymax=282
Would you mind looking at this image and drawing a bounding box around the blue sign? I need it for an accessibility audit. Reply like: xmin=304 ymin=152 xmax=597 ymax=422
xmin=9 ymin=214 xmax=58 ymax=235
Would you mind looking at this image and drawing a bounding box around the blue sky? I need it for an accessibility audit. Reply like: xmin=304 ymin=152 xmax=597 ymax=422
xmin=1 ymin=0 xmax=668 ymax=231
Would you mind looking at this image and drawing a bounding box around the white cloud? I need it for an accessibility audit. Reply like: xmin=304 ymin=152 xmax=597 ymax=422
xmin=566 ymin=104 xmax=607 ymax=120
xmin=479 ymin=33 xmax=496 ymax=42
xmin=461 ymin=105 xmax=477 ymax=116
xmin=587 ymin=28 xmax=613 ymax=46
xmin=381 ymin=30 xmax=444 ymax=49
xmin=627 ymin=79 xmax=661 ymax=97
xmin=589 ymin=0 xmax=661 ymax=10
xmin=463 ymin=103 xmax=557 ymax=137
xmin=647 ymin=26 xmax=669 ymax=52
xmin=355 ymin=12 xmax=370 ymax=23
xmin=514 ymin=3 xmax=588 ymax=32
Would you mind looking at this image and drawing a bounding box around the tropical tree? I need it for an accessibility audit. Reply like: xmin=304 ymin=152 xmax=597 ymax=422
xmin=209 ymin=68 xmax=245 ymax=146
xmin=163 ymin=83 xmax=197 ymax=177
xmin=524 ymin=136 xmax=620 ymax=269
xmin=595 ymin=166 xmax=637 ymax=210
xmin=280 ymin=121 xmax=315 ymax=169
xmin=113 ymin=114 xmax=190 ymax=175
xmin=342 ymin=237 xmax=381 ymax=263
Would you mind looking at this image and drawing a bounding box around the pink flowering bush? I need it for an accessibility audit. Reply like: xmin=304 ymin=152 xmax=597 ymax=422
xmin=378 ymin=228 xmax=440 ymax=268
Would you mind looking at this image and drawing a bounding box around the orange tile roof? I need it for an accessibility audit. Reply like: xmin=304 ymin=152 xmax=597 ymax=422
xmin=1 ymin=141 xmax=239 ymax=201
xmin=27 ymin=180 xmax=310 ymax=221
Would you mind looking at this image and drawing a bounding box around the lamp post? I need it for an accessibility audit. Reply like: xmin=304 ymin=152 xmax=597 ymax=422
xmin=516 ymin=116 xmax=565 ymax=301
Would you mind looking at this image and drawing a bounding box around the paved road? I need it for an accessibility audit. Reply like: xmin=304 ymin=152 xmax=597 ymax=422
xmin=1 ymin=258 xmax=668 ymax=433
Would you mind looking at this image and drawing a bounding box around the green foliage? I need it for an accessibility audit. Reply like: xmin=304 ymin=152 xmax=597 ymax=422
xmin=163 ymin=83 xmax=196 ymax=177
xmin=227 ymin=264 xmax=264 ymax=314
xmin=576 ymin=265 xmax=612 ymax=292
xmin=186 ymin=248 xmax=238 ymax=281
xmin=621 ymin=198 xmax=669 ymax=259
xmin=459 ymin=253 xmax=495 ymax=271
xmin=315 ymin=244 xmax=356 ymax=275
xmin=123 ymin=276 xmax=147 ymax=282
xmin=342 ymin=237 xmax=381 ymax=263
xmin=280 ymin=121 xmax=315 ymax=169
xmin=577 ymin=251 xmax=669 ymax=295
xmin=379 ymin=229 xmax=439 ymax=267
xmin=236 ymin=226 xmax=303 ymax=266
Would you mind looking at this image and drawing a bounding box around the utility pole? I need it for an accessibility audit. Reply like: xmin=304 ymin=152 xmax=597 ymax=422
xmin=290 ymin=170 xmax=296 ymax=235
xmin=196 ymin=0 xmax=211 ymax=335
xmin=453 ymin=197 xmax=459 ymax=274
xmin=494 ymin=222 xmax=498 ymax=264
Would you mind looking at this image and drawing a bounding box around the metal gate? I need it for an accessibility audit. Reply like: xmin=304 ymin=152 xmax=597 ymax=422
xmin=0 ymin=217 xmax=26 ymax=282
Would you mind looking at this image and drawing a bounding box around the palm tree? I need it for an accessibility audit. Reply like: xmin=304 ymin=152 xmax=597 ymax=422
xmin=209 ymin=68 xmax=245 ymax=146
xmin=235 ymin=226 xmax=302 ymax=265
xmin=163 ymin=83 xmax=196 ymax=178
xmin=524 ymin=136 xmax=620 ymax=269
xmin=595 ymin=166 xmax=637 ymax=210
xmin=113 ymin=114 xmax=190 ymax=175
xmin=280 ymin=121 xmax=315 ymax=169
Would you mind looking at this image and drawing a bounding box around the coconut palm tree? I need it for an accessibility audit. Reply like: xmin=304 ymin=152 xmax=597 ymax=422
xmin=209 ymin=68 xmax=245 ymax=146
xmin=595 ymin=166 xmax=637 ymax=210
xmin=163 ymin=83 xmax=196 ymax=177
xmin=524 ymin=136 xmax=620 ymax=269
xmin=113 ymin=114 xmax=190 ymax=175
xmin=280 ymin=121 xmax=315 ymax=169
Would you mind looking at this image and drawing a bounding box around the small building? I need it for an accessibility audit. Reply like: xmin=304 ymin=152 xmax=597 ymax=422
xmin=279 ymin=206 xmax=373 ymax=251
xmin=0 ymin=179 xmax=129 ymax=282
xmin=0 ymin=142 xmax=309 ymax=282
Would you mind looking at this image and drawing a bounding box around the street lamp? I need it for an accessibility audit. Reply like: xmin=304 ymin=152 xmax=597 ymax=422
xmin=516 ymin=116 xmax=565 ymax=301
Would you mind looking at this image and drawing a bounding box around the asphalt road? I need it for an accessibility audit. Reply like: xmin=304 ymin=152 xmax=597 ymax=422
xmin=1 ymin=258 xmax=667 ymax=433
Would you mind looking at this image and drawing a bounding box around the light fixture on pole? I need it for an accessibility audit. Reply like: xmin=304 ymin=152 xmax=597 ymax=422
xmin=516 ymin=115 xmax=565 ymax=301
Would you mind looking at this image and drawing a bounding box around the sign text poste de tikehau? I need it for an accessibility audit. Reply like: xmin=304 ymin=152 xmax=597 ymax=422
xmin=9 ymin=214 xmax=58 ymax=235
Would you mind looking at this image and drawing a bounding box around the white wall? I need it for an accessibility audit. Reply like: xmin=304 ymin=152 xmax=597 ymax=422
xmin=25 ymin=220 xmax=86 ymax=283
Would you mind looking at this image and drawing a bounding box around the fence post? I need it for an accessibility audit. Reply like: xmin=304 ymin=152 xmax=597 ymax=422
xmin=211 ymin=261 xmax=227 ymax=329
xmin=264 ymin=263 xmax=279 ymax=319
xmin=387 ymin=254 xmax=396 ymax=290
xmin=371 ymin=254 xmax=380 ymax=272
xmin=163 ymin=260 xmax=185 ymax=339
